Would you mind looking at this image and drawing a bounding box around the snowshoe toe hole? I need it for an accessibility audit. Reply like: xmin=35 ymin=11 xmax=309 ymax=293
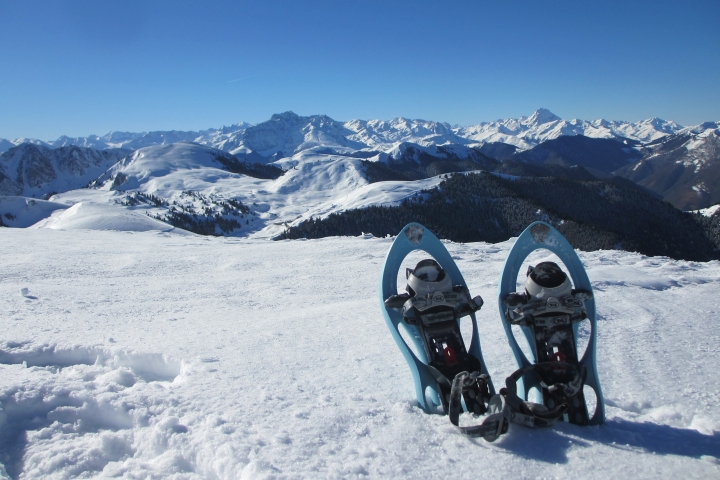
xmin=423 ymin=386 xmax=444 ymax=414
xmin=575 ymin=318 xmax=591 ymax=360
xmin=583 ymin=384 xmax=598 ymax=421
xmin=510 ymin=324 xmax=535 ymax=365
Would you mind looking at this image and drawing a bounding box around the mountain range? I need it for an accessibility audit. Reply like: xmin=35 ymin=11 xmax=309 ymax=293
xmin=1 ymin=109 xmax=719 ymax=257
xmin=2 ymin=109 xmax=716 ymax=206
xmin=0 ymin=109 xmax=687 ymax=156
xmin=617 ymin=122 xmax=720 ymax=209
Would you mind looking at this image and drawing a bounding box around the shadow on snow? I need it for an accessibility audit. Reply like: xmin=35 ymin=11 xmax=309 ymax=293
xmin=491 ymin=418 xmax=719 ymax=464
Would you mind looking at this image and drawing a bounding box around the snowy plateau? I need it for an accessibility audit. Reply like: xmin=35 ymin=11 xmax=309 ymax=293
xmin=0 ymin=110 xmax=719 ymax=478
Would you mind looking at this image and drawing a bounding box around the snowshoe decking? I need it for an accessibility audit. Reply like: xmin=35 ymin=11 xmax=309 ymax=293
xmin=497 ymin=221 xmax=605 ymax=426
xmin=379 ymin=223 xmax=495 ymax=418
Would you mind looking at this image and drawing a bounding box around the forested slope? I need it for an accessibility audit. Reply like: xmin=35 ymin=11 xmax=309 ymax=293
xmin=280 ymin=172 xmax=719 ymax=261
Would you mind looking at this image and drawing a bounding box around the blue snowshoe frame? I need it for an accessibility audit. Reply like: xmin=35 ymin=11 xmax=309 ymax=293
xmin=379 ymin=223 xmax=494 ymax=413
xmin=497 ymin=221 xmax=605 ymax=425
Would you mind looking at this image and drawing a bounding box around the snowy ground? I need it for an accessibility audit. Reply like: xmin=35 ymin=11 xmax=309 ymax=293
xmin=1 ymin=228 xmax=719 ymax=479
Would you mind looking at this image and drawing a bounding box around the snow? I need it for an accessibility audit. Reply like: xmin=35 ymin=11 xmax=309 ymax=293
xmin=294 ymin=175 xmax=446 ymax=223
xmin=30 ymin=202 xmax=185 ymax=233
xmin=37 ymin=142 xmax=481 ymax=239
xmin=680 ymin=122 xmax=720 ymax=137
xmin=455 ymin=109 xmax=682 ymax=149
xmin=0 ymin=196 xmax=68 ymax=228
xmin=697 ymin=204 xmax=720 ymax=217
xmin=1 ymin=228 xmax=718 ymax=478
xmin=344 ymin=117 xmax=469 ymax=150
xmin=239 ymin=112 xmax=365 ymax=158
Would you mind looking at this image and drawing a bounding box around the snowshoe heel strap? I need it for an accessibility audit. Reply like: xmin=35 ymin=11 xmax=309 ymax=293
xmin=448 ymin=372 xmax=506 ymax=441
xmin=499 ymin=387 xmax=568 ymax=428
xmin=448 ymin=371 xmax=467 ymax=428
xmin=453 ymin=410 xmax=509 ymax=442
xmin=500 ymin=362 xmax=582 ymax=427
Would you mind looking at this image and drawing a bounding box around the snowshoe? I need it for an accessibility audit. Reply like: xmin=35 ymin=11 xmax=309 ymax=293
xmin=380 ymin=223 xmax=506 ymax=440
xmin=497 ymin=222 xmax=605 ymax=426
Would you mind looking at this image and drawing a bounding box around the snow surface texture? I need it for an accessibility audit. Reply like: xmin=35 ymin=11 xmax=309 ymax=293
xmin=1 ymin=228 xmax=718 ymax=478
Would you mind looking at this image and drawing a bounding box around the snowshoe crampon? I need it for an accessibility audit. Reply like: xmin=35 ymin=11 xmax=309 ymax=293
xmin=379 ymin=223 xmax=495 ymax=428
xmin=498 ymin=221 xmax=605 ymax=426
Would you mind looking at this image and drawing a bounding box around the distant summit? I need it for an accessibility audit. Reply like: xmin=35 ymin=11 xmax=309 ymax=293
xmin=524 ymin=108 xmax=562 ymax=126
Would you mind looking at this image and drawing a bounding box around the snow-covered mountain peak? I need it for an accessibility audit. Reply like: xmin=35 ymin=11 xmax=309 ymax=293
xmin=238 ymin=112 xmax=362 ymax=158
xmin=389 ymin=117 xmax=455 ymax=136
xmin=102 ymin=131 xmax=146 ymax=143
xmin=211 ymin=122 xmax=252 ymax=135
xmin=269 ymin=111 xmax=301 ymax=122
xmin=688 ymin=121 xmax=720 ymax=135
xmin=12 ymin=138 xmax=49 ymax=148
xmin=636 ymin=117 xmax=681 ymax=133
xmin=643 ymin=117 xmax=668 ymax=126
xmin=267 ymin=111 xmax=339 ymax=130
xmin=92 ymin=142 xmax=245 ymax=193
xmin=523 ymin=108 xmax=562 ymax=126
xmin=343 ymin=117 xmax=467 ymax=150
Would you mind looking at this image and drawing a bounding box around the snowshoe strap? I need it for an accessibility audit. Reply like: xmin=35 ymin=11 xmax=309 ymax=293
xmin=447 ymin=362 xmax=582 ymax=439
xmin=448 ymin=372 xmax=508 ymax=442
xmin=402 ymin=286 xmax=482 ymax=317
xmin=500 ymin=362 xmax=584 ymax=427
xmin=500 ymin=388 xmax=566 ymax=428
xmin=384 ymin=293 xmax=411 ymax=309
xmin=448 ymin=371 xmax=490 ymax=417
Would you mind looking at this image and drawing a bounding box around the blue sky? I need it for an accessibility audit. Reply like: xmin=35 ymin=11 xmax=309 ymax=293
xmin=1 ymin=0 xmax=718 ymax=139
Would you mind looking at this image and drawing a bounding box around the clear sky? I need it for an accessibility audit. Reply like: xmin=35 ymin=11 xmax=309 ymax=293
xmin=1 ymin=0 xmax=718 ymax=139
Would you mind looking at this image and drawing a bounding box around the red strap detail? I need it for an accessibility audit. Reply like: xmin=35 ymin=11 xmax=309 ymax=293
xmin=443 ymin=346 xmax=458 ymax=366
xmin=552 ymin=351 xmax=566 ymax=362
